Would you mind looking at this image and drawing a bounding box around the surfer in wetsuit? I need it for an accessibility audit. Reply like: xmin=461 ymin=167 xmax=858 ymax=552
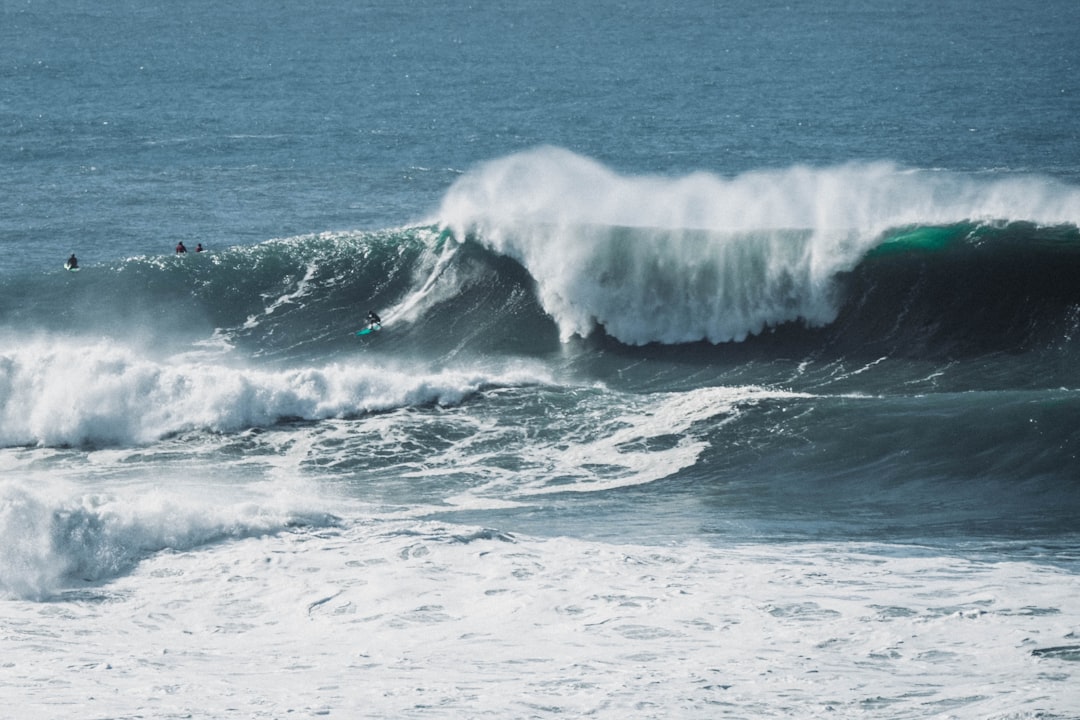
xmin=66 ymin=253 xmax=78 ymax=269
xmin=366 ymin=310 xmax=382 ymax=329
xmin=176 ymin=241 xmax=187 ymax=254
xmin=195 ymin=243 xmax=204 ymax=252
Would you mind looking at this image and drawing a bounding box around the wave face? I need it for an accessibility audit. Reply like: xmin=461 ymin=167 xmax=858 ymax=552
xmin=0 ymin=228 xmax=555 ymax=447
xmin=3 ymin=149 xmax=1080 ymax=449
xmin=2 ymin=149 xmax=1080 ymax=604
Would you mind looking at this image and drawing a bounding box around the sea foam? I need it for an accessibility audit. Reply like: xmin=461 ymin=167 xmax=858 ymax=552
xmin=0 ymin=337 xmax=549 ymax=448
xmin=0 ymin=477 xmax=336 ymax=600
xmin=439 ymin=147 xmax=1080 ymax=344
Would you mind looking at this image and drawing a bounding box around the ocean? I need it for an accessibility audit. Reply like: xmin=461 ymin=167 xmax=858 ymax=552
xmin=2 ymin=0 xmax=1080 ymax=717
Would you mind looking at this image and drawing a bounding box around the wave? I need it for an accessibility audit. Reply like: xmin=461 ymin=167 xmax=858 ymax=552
xmin=0 ymin=477 xmax=339 ymax=600
xmin=9 ymin=219 xmax=1078 ymax=369
xmin=0 ymin=227 xmax=448 ymax=353
xmin=438 ymin=147 xmax=1080 ymax=347
xmin=831 ymin=220 xmax=1080 ymax=358
xmin=6 ymin=148 xmax=1079 ymax=355
xmin=0 ymin=336 xmax=550 ymax=447
xmin=2 ymin=149 xmax=1080 ymax=405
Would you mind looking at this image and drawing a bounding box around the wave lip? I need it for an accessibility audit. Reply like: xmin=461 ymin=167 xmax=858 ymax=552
xmin=439 ymin=147 xmax=1080 ymax=346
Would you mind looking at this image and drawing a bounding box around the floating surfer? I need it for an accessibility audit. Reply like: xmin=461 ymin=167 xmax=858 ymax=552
xmin=64 ymin=253 xmax=79 ymax=271
xmin=175 ymin=241 xmax=187 ymax=254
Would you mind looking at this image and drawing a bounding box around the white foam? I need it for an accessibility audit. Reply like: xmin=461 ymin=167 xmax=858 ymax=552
xmin=513 ymin=384 xmax=803 ymax=496
xmin=0 ymin=337 xmax=551 ymax=447
xmin=3 ymin=520 xmax=1077 ymax=717
xmin=380 ymin=226 xmax=463 ymax=325
xmin=438 ymin=147 xmax=1080 ymax=344
xmin=0 ymin=475 xmax=334 ymax=600
xmin=398 ymin=384 xmax=810 ymax=501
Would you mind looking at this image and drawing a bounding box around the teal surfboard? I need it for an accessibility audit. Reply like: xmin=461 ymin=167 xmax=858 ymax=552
xmin=355 ymin=323 xmax=381 ymax=336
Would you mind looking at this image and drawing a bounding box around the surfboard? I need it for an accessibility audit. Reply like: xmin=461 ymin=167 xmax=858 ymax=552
xmin=355 ymin=323 xmax=381 ymax=336
xmin=64 ymin=263 xmax=79 ymax=272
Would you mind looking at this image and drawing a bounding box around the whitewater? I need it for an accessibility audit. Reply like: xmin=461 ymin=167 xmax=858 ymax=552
xmin=3 ymin=0 xmax=1080 ymax=718
xmin=439 ymin=148 xmax=1080 ymax=344
xmin=3 ymin=149 xmax=1079 ymax=718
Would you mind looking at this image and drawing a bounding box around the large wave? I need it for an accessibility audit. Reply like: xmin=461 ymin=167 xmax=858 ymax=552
xmin=438 ymin=147 xmax=1080 ymax=346
xmin=8 ymin=148 xmax=1080 ymax=360
xmin=4 ymin=148 xmax=1080 ymax=452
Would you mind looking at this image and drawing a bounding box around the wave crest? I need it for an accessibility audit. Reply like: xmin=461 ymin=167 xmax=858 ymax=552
xmin=439 ymin=147 xmax=1080 ymax=344
xmin=0 ymin=338 xmax=549 ymax=448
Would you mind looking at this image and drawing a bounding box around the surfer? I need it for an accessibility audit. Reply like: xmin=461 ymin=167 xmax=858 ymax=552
xmin=175 ymin=241 xmax=187 ymax=254
xmin=366 ymin=310 xmax=382 ymax=329
xmin=195 ymin=243 xmax=204 ymax=252
xmin=66 ymin=253 xmax=78 ymax=269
